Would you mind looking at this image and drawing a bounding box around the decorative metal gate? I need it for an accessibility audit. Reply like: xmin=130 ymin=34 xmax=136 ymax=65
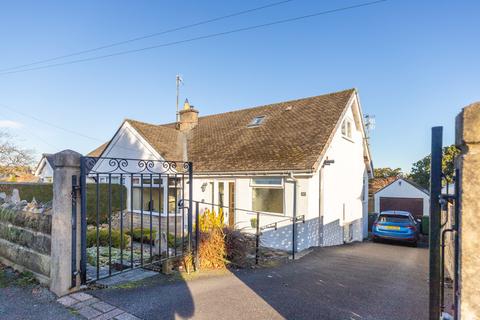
xmin=72 ymin=156 xmax=193 ymax=285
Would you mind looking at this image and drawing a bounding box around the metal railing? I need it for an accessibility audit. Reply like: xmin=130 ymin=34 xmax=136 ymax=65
xmin=190 ymin=200 xmax=305 ymax=265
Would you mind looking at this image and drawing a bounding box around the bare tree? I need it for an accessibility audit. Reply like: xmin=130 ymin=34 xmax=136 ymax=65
xmin=0 ymin=130 xmax=35 ymax=176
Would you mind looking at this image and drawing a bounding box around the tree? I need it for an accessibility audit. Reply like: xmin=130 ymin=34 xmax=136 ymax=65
xmin=0 ymin=130 xmax=34 ymax=177
xmin=408 ymin=145 xmax=460 ymax=190
xmin=374 ymin=167 xmax=403 ymax=178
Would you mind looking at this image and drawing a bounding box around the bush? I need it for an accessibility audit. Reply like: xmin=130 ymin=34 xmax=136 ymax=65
xmin=198 ymin=209 xmax=224 ymax=232
xmin=184 ymin=209 xmax=252 ymax=270
xmin=167 ymin=233 xmax=183 ymax=249
xmin=223 ymin=227 xmax=249 ymax=267
xmin=126 ymin=228 xmax=157 ymax=244
xmin=198 ymin=228 xmax=226 ymax=269
xmin=86 ymin=228 xmax=130 ymax=249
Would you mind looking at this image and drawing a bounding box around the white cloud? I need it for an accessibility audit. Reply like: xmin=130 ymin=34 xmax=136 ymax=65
xmin=0 ymin=120 xmax=23 ymax=128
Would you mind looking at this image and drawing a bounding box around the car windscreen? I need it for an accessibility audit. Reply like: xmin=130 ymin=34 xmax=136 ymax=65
xmin=378 ymin=214 xmax=410 ymax=223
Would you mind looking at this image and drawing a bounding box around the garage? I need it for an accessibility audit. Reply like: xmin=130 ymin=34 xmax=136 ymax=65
xmin=374 ymin=178 xmax=430 ymax=217
xmin=379 ymin=197 xmax=424 ymax=218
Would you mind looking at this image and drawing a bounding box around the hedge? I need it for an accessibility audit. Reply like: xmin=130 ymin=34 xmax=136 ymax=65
xmin=86 ymin=228 xmax=131 ymax=249
xmin=0 ymin=183 xmax=52 ymax=203
xmin=0 ymin=182 xmax=127 ymax=225
xmin=126 ymin=228 xmax=157 ymax=244
xmin=85 ymin=184 xmax=127 ymax=225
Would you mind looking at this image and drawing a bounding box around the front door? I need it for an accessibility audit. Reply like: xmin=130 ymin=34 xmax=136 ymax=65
xmin=228 ymin=182 xmax=235 ymax=227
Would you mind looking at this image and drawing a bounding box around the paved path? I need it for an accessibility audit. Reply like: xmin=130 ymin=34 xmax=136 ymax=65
xmin=91 ymin=242 xmax=428 ymax=320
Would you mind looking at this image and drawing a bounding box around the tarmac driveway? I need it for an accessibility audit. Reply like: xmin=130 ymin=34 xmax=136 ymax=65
xmin=92 ymin=241 xmax=428 ymax=320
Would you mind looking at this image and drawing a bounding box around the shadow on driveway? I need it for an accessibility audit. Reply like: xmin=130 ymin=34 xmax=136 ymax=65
xmin=91 ymin=242 xmax=428 ymax=320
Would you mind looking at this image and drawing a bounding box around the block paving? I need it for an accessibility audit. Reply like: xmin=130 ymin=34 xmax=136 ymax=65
xmin=57 ymin=292 xmax=141 ymax=320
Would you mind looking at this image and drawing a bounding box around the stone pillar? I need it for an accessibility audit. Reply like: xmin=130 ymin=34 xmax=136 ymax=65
xmin=455 ymin=102 xmax=480 ymax=319
xmin=50 ymin=150 xmax=82 ymax=296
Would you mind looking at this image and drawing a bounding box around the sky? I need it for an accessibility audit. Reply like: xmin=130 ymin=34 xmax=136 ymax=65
xmin=0 ymin=0 xmax=479 ymax=172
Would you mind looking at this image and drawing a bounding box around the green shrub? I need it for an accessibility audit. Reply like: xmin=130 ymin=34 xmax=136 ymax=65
xmin=167 ymin=233 xmax=184 ymax=249
xmin=86 ymin=228 xmax=130 ymax=249
xmin=126 ymin=228 xmax=157 ymax=244
xmin=87 ymin=246 xmax=142 ymax=267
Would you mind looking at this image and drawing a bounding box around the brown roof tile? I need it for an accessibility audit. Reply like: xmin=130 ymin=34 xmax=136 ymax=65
xmin=88 ymin=88 xmax=356 ymax=173
xmin=87 ymin=142 xmax=109 ymax=157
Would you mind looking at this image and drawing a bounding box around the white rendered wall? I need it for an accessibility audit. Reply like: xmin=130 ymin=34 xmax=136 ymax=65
xmin=320 ymin=105 xmax=367 ymax=246
xmin=38 ymin=161 xmax=54 ymax=182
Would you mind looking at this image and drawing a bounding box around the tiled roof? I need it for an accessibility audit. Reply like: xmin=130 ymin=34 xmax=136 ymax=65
xmin=87 ymin=142 xmax=109 ymax=157
xmin=369 ymin=176 xmax=398 ymax=197
xmin=88 ymin=88 xmax=356 ymax=173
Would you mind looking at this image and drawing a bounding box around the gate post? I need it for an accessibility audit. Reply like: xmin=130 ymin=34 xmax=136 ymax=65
xmin=50 ymin=150 xmax=82 ymax=296
xmin=429 ymin=126 xmax=443 ymax=320
xmin=455 ymin=102 xmax=480 ymax=319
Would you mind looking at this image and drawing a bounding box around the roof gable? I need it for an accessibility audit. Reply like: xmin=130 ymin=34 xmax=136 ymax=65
xmin=375 ymin=178 xmax=430 ymax=196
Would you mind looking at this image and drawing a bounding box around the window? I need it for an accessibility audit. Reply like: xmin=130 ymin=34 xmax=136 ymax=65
xmin=341 ymin=119 xmax=353 ymax=139
xmin=248 ymin=116 xmax=266 ymax=127
xmin=132 ymin=177 xmax=161 ymax=185
xmin=132 ymin=177 xmax=181 ymax=213
xmin=251 ymin=177 xmax=283 ymax=186
xmin=251 ymin=177 xmax=284 ymax=214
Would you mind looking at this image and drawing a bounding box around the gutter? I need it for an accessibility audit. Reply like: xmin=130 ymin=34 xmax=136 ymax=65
xmin=192 ymin=170 xmax=315 ymax=178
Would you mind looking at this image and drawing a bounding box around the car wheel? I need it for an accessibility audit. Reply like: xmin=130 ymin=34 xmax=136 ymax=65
xmin=411 ymin=241 xmax=418 ymax=247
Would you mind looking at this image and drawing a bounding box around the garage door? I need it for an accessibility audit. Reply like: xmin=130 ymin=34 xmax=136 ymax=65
xmin=379 ymin=197 xmax=423 ymax=218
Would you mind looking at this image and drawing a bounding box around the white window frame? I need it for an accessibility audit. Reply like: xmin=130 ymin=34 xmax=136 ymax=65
xmin=250 ymin=177 xmax=285 ymax=215
xmin=341 ymin=118 xmax=354 ymax=140
xmin=248 ymin=115 xmax=266 ymax=127
xmin=250 ymin=177 xmax=284 ymax=188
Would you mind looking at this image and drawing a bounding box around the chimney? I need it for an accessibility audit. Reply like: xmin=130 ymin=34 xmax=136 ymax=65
xmin=178 ymin=99 xmax=199 ymax=131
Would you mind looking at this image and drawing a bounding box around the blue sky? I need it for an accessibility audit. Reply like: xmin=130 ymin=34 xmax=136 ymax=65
xmin=0 ymin=0 xmax=479 ymax=172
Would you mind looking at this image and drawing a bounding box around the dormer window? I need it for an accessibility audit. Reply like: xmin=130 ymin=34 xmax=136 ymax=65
xmin=341 ymin=118 xmax=353 ymax=139
xmin=248 ymin=116 xmax=265 ymax=127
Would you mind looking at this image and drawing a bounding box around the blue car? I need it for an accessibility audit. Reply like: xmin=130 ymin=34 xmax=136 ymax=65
xmin=372 ymin=210 xmax=420 ymax=246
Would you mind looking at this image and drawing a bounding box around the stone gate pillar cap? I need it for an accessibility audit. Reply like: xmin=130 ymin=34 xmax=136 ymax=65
xmin=53 ymin=150 xmax=82 ymax=168
xmin=456 ymin=102 xmax=480 ymax=146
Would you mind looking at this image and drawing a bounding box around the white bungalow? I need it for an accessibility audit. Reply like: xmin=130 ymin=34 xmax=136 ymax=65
xmin=88 ymin=88 xmax=373 ymax=251
xmin=34 ymin=154 xmax=55 ymax=183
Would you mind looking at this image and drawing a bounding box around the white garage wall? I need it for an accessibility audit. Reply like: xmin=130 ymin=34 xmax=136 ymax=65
xmin=373 ymin=179 xmax=430 ymax=216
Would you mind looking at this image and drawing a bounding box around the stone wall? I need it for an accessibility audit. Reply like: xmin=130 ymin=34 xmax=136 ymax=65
xmin=455 ymin=102 xmax=480 ymax=319
xmin=0 ymin=189 xmax=52 ymax=285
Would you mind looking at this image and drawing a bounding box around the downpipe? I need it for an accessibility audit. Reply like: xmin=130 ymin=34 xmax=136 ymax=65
xmin=287 ymin=172 xmax=297 ymax=260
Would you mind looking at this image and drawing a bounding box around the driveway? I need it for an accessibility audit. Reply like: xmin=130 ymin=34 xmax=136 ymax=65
xmin=90 ymin=241 xmax=428 ymax=320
